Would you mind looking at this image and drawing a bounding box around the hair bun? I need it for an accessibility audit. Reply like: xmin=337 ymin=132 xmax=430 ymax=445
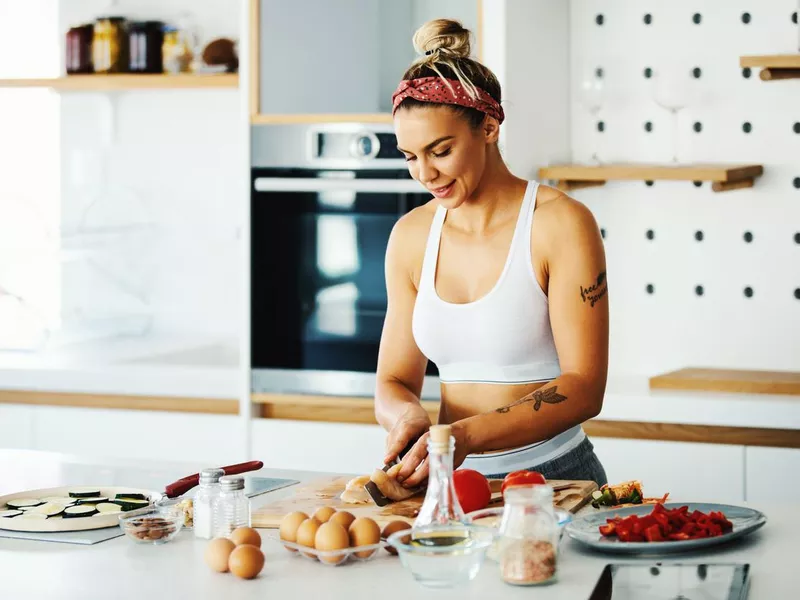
xmin=413 ymin=19 xmax=471 ymax=60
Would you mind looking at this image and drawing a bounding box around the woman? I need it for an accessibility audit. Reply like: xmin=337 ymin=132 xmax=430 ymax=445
xmin=374 ymin=19 xmax=609 ymax=489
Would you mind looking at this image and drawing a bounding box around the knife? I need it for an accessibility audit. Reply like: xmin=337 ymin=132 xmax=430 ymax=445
xmin=163 ymin=460 xmax=264 ymax=498
xmin=364 ymin=438 xmax=424 ymax=507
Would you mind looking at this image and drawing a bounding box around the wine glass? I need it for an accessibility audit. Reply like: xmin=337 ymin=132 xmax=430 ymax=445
xmin=649 ymin=63 xmax=698 ymax=164
xmin=577 ymin=69 xmax=606 ymax=165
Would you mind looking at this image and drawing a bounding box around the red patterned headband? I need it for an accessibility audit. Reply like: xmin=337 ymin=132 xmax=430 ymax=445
xmin=391 ymin=76 xmax=505 ymax=124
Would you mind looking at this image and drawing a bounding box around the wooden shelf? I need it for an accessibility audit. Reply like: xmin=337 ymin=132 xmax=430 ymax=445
xmin=250 ymin=113 xmax=393 ymax=125
xmin=649 ymin=368 xmax=800 ymax=396
xmin=538 ymin=163 xmax=764 ymax=193
xmin=0 ymin=74 xmax=239 ymax=91
xmin=740 ymin=54 xmax=800 ymax=80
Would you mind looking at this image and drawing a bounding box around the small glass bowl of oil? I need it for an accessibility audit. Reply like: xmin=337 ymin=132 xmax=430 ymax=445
xmin=386 ymin=524 xmax=496 ymax=588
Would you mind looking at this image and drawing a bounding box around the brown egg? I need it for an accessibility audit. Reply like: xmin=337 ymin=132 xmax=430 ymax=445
xmin=381 ymin=520 xmax=412 ymax=555
xmin=349 ymin=517 xmax=381 ymax=558
xmin=329 ymin=510 xmax=355 ymax=530
xmin=228 ymin=544 xmax=265 ymax=579
xmin=279 ymin=511 xmax=309 ymax=551
xmin=204 ymin=537 xmax=236 ymax=572
xmin=295 ymin=518 xmax=321 ymax=558
xmin=314 ymin=521 xmax=350 ymax=564
xmin=312 ymin=506 xmax=337 ymax=523
xmin=230 ymin=526 xmax=262 ymax=548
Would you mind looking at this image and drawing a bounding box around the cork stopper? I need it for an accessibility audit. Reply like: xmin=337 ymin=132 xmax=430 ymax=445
xmin=429 ymin=424 xmax=452 ymax=445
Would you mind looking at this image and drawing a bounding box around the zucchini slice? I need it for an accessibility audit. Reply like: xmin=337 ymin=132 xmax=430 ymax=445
xmin=28 ymin=503 xmax=66 ymax=518
xmin=114 ymin=499 xmax=150 ymax=511
xmin=6 ymin=498 xmax=44 ymax=509
xmin=20 ymin=512 xmax=48 ymax=520
xmin=95 ymin=502 xmax=123 ymax=514
xmin=68 ymin=488 xmax=102 ymax=498
xmin=114 ymin=493 xmax=147 ymax=501
xmin=0 ymin=510 xmax=23 ymax=518
xmin=76 ymin=496 xmax=108 ymax=505
xmin=39 ymin=496 xmax=77 ymax=506
xmin=63 ymin=505 xmax=99 ymax=518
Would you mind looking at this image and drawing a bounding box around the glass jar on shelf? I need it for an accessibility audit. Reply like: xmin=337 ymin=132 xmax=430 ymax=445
xmin=497 ymin=484 xmax=559 ymax=586
xmin=128 ymin=21 xmax=164 ymax=73
xmin=162 ymin=26 xmax=193 ymax=73
xmin=66 ymin=24 xmax=94 ymax=74
xmin=93 ymin=16 xmax=128 ymax=73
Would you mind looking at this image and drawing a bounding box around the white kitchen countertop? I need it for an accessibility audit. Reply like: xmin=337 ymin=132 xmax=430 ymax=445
xmin=0 ymin=449 xmax=794 ymax=599
xmin=0 ymin=335 xmax=798 ymax=430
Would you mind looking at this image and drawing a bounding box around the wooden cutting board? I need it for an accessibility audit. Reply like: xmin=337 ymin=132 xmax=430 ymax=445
xmin=251 ymin=477 xmax=598 ymax=529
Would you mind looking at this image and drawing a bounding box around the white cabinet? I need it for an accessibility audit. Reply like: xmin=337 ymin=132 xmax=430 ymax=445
xmin=257 ymin=0 xmax=479 ymax=115
xmin=251 ymin=418 xmax=385 ymax=474
xmin=0 ymin=404 xmax=34 ymax=449
xmin=745 ymin=447 xmax=800 ymax=503
xmin=29 ymin=406 xmax=242 ymax=465
xmin=589 ymin=438 xmax=745 ymax=503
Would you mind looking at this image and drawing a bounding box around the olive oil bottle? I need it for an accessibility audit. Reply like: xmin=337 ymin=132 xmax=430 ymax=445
xmin=412 ymin=425 xmax=470 ymax=530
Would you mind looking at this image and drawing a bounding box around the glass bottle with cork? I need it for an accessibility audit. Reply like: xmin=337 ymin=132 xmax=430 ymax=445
xmin=411 ymin=424 xmax=471 ymax=546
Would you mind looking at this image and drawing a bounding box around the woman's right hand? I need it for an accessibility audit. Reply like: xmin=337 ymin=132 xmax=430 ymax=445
xmin=384 ymin=403 xmax=431 ymax=466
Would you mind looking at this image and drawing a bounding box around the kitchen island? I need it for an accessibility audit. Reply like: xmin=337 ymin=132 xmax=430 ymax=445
xmin=0 ymin=449 xmax=794 ymax=599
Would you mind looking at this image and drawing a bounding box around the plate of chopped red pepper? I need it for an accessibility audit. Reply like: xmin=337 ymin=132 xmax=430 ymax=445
xmin=565 ymin=502 xmax=767 ymax=554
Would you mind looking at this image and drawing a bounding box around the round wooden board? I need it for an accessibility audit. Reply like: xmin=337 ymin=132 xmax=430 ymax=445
xmin=0 ymin=486 xmax=162 ymax=533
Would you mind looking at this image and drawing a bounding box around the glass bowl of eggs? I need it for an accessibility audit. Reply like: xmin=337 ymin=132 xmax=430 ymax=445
xmin=275 ymin=506 xmax=407 ymax=566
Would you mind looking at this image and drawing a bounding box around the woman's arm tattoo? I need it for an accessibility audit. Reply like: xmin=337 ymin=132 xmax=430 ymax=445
xmin=494 ymin=386 xmax=568 ymax=414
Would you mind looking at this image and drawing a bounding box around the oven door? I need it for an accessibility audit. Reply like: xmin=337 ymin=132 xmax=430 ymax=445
xmin=251 ymin=172 xmax=440 ymax=396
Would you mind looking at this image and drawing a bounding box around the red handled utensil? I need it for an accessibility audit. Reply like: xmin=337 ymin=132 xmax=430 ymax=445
xmin=163 ymin=460 xmax=264 ymax=498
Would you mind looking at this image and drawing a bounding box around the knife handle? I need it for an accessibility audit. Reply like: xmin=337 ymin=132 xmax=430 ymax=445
xmin=164 ymin=460 xmax=264 ymax=498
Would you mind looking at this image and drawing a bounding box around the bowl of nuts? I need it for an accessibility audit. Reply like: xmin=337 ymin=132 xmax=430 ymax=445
xmin=119 ymin=506 xmax=183 ymax=544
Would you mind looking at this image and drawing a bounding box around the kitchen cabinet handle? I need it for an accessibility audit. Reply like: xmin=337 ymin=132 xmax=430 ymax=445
xmin=254 ymin=178 xmax=426 ymax=194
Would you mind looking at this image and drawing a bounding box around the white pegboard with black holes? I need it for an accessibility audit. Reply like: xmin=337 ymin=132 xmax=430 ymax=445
xmin=565 ymin=0 xmax=799 ymax=375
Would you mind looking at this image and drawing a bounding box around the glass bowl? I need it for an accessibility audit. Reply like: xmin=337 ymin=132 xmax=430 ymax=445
xmin=386 ymin=524 xmax=496 ymax=588
xmin=118 ymin=506 xmax=183 ymax=544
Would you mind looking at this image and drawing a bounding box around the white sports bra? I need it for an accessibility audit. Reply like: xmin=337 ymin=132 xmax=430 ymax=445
xmin=412 ymin=180 xmax=561 ymax=385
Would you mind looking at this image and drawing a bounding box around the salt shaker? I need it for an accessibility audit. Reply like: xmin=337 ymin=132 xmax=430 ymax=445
xmin=214 ymin=475 xmax=250 ymax=537
xmin=497 ymin=484 xmax=559 ymax=586
xmin=193 ymin=468 xmax=224 ymax=539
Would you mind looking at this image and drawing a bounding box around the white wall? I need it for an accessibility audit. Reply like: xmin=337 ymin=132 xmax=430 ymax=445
xmin=56 ymin=0 xmax=245 ymax=344
xmin=566 ymin=0 xmax=800 ymax=375
xmin=491 ymin=0 xmax=799 ymax=376
xmin=0 ymin=0 xmax=60 ymax=351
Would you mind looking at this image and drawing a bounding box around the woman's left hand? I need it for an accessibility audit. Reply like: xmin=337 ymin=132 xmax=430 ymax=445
xmin=396 ymin=422 xmax=472 ymax=488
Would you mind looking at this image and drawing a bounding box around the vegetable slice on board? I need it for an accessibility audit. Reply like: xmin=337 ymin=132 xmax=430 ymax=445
xmin=6 ymin=498 xmax=44 ymax=509
xmin=63 ymin=505 xmax=99 ymax=518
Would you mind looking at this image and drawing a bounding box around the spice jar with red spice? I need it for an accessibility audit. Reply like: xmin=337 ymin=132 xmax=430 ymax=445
xmin=497 ymin=484 xmax=559 ymax=586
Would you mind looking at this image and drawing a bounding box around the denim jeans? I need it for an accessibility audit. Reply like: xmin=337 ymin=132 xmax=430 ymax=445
xmin=485 ymin=437 xmax=608 ymax=487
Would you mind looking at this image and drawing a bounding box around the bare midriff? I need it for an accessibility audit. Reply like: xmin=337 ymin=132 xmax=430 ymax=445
xmin=438 ymin=380 xmax=550 ymax=453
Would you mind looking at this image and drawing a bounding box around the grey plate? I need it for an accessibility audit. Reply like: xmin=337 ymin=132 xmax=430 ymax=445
xmin=565 ymin=502 xmax=767 ymax=555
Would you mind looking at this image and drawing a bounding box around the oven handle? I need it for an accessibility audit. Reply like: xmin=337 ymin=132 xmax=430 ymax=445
xmin=253 ymin=177 xmax=426 ymax=194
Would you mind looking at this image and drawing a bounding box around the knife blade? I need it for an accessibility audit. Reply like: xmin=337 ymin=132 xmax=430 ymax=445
xmin=163 ymin=460 xmax=264 ymax=498
xmin=364 ymin=438 xmax=424 ymax=507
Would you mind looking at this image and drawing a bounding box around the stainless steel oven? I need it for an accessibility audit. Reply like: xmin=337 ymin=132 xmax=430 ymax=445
xmin=250 ymin=124 xmax=440 ymax=398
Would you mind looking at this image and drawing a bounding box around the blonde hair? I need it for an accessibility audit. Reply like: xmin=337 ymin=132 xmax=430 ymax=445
xmin=398 ymin=19 xmax=502 ymax=127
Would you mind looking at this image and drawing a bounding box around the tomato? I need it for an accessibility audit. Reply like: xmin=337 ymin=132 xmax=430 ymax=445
xmin=453 ymin=469 xmax=491 ymax=514
xmin=501 ymin=470 xmax=546 ymax=496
